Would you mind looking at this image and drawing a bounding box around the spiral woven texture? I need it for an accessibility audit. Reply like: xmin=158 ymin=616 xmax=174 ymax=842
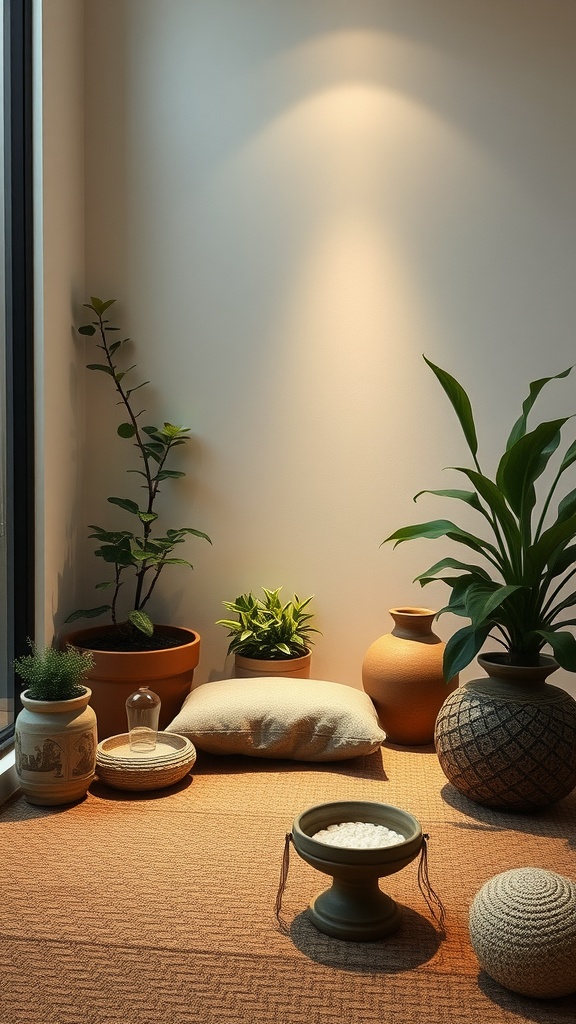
xmin=469 ymin=868 xmax=576 ymax=998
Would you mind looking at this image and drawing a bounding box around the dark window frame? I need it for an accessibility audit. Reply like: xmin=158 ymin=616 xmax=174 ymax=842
xmin=1 ymin=0 xmax=34 ymax=748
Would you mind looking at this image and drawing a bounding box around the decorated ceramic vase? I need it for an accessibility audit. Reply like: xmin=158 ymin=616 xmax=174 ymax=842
xmin=15 ymin=688 xmax=97 ymax=805
xmin=362 ymin=607 xmax=458 ymax=745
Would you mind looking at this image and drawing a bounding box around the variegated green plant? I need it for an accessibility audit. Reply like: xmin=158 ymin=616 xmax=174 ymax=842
xmin=217 ymin=587 xmax=320 ymax=659
xmin=66 ymin=297 xmax=211 ymax=638
xmin=384 ymin=356 xmax=576 ymax=681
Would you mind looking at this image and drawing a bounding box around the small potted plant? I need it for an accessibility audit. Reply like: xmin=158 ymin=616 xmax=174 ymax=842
xmin=217 ymin=587 xmax=320 ymax=677
xmin=14 ymin=641 xmax=97 ymax=806
xmin=384 ymin=356 xmax=576 ymax=809
xmin=64 ymin=297 xmax=212 ymax=739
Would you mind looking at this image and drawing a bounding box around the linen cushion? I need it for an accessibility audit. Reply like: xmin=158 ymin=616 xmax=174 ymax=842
xmin=166 ymin=677 xmax=386 ymax=761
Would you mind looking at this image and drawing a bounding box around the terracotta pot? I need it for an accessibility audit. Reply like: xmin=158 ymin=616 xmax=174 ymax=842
xmin=435 ymin=653 xmax=576 ymax=810
xmin=234 ymin=650 xmax=311 ymax=679
xmin=65 ymin=625 xmax=201 ymax=741
xmin=361 ymin=607 xmax=458 ymax=745
xmin=15 ymin=688 xmax=97 ymax=805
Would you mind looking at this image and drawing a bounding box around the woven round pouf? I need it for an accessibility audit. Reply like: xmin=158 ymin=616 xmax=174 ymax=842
xmin=469 ymin=868 xmax=576 ymax=998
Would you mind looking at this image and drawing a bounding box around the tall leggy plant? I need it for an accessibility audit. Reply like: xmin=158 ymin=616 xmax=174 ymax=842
xmin=66 ymin=297 xmax=211 ymax=638
xmin=384 ymin=356 xmax=576 ymax=680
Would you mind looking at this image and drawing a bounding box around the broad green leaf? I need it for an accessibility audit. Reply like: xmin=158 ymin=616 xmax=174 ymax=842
xmin=137 ymin=512 xmax=158 ymax=523
xmin=536 ymin=630 xmax=576 ymax=671
xmin=108 ymin=496 xmax=140 ymax=514
xmin=558 ymin=487 xmax=576 ymax=524
xmin=86 ymin=363 xmax=114 ymax=376
xmin=423 ymin=355 xmax=478 ymax=457
xmin=559 ymin=438 xmax=576 ymax=474
xmin=95 ymin=545 xmax=135 ymax=566
xmin=128 ymin=609 xmax=154 ymax=637
xmin=464 ymin=583 xmax=523 ymax=625
xmin=450 ymin=467 xmax=520 ymax=549
xmin=414 ymin=557 xmax=492 ymax=583
xmin=95 ymin=581 xmax=115 ymax=590
xmin=496 ymin=418 xmax=569 ymax=518
xmin=156 ymin=470 xmax=185 ymax=481
xmin=64 ymin=605 xmax=110 ymax=623
xmin=90 ymin=296 xmax=116 ymax=315
xmin=78 ymin=324 xmax=96 ymax=336
xmin=162 ymin=558 xmax=193 ymax=567
xmin=546 ymin=543 xmax=576 ymax=579
xmin=117 ymin=422 xmax=136 ymax=438
xmin=506 ymin=367 xmax=572 ymax=450
xmin=443 ymin=623 xmax=491 ymax=680
xmin=528 ymin=514 xmax=576 ymax=576
xmin=414 ymin=488 xmax=484 ymax=513
xmin=384 ymin=519 xmax=501 ymax=564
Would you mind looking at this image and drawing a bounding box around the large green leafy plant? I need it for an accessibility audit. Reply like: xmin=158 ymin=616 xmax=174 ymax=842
xmin=217 ymin=587 xmax=320 ymax=660
xmin=384 ymin=356 xmax=576 ymax=681
xmin=66 ymin=297 xmax=211 ymax=639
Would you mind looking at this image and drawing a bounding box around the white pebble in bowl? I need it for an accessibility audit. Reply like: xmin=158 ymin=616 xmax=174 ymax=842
xmin=313 ymin=821 xmax=405 ymax=849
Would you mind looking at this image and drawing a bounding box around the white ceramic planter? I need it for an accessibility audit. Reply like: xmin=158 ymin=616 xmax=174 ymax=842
xmin=15 ymin=688 xmax=97 ymax=805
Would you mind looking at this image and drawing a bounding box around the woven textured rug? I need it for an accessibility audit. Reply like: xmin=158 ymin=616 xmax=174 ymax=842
xmin=1 ymin=742 xmax=575 ymax=1024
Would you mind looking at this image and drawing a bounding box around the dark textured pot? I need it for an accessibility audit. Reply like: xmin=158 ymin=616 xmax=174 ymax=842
xmin=434 ymin=653 xmax=576 ymax=810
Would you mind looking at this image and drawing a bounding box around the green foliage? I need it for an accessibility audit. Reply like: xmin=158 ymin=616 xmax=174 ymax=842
xmin=384 ymin=356 xmax=576 ymax=681
xmin=66 ymin=297 xmax=211 ymax=637
xmin=216 ymin=587 xmax=320 ymax=660
xmin=14 ymin=641 xmax=94 ymax=701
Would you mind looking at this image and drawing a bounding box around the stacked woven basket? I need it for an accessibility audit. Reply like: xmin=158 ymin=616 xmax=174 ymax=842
xmin=96 ymin=732 xmax=196 ymax=791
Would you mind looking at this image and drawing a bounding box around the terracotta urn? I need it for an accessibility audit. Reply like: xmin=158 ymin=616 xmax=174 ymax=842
xmin=362 ymin=607 xmax=457 ymax=745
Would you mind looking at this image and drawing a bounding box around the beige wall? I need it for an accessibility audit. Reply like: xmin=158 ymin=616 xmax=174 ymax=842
xmin=35 ymin=0 xmax=85 ymax=644
xmin=71 ymin=0 xmax=576 ymax=691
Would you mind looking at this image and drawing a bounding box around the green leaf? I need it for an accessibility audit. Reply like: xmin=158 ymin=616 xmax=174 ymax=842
xmin=117 ymin=423 xmax=136 ymax=438
xmin=162 ymin=558 xmax=193 ymax=567
xmin=414 ymin=489 xmax=484 ymax=513
xmin=155 ymin=470 xmax=185 ymax=481
xmin=90 ymin=296 xmax=116 ymax=315
xmin=559 ymin=438 xmax=576 ymax=474
xmin=137 ymin=512 xmax=158 ymax=523
xmin=528 ymin=514 xmax=576 ymax=577
xmin=64 ymin=605 xmax=111 ymax=623
xmin=86 ymin=363 xmax=114 ymax=376
xmin=128 ymin=609 xmax=154 ymax=637
xmin=558 ymin=487 xmax=576 ymax=524
xmin=423 ymin=355 xmax=478 ymax=457
xmin=496 ymin=418 xmax=569 ymax=518
xmin=506 ymin=367 xmax=573 ymax=450
xmin=108 ymin=496 xmax=140 ymax=514
xmin=95 ymin=581 xmax=115 ymax=590
xmin=463 ymin=583 xmax=523 ymax=624
xmin=450 ymin=467 xmax=520 ymax=549
xmin=536 ymin=630 xmax=576 ymax=671
xmin=95 ymin=545 xmax=135 ymax=566
xmin=414 ymin=557 xmax=492 ymax=583
xmin=443 ymin=623 xmax=491 ymax=680
xmin=78 ymin=324 xmax=96 ymax=336
xmin=384 ymin=519 xmax=501 ymax=563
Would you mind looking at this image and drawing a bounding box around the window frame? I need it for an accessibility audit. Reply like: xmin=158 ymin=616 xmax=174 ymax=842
xmin=1 ymin=0 xmax=34 ymax=749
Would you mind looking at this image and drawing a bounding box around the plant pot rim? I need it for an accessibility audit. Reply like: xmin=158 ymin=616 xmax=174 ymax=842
xmin=235 ymin=649 xmax=311 ymax=665
xmin=20 ymin=687 xmax=92 ymax=712
xmin=64 ymin=623 xmax=199 ymax=655
xmin=389 ymin=607 xmax=436 ymax=618
xmin=479 ymin=652 xmax=559 ymax=671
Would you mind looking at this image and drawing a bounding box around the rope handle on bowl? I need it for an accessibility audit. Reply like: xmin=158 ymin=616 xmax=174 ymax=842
xmin=275 ymin=832 xmax=294 ymax=935
xmin=418 ymin=834 xmax=446 ymax=937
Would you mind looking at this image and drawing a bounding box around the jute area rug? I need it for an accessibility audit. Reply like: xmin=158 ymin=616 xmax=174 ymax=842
xmin=1 ymin=742 xmax=575 ymax=1024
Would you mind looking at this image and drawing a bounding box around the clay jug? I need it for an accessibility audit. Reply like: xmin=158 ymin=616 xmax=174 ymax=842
xmin=362 ymin=607 xmax=457 ymax=745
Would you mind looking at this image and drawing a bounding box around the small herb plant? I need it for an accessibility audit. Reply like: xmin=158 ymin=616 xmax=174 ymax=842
xmin=14 ymin=641 xmax=94 ymax=701
xmin=217 ymin=587 xmax=320 ymax=660
xmin=384 ymin=356 xmax=576 ymax=681
xmin=66 ymin=297 xmax=211 ymax=639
